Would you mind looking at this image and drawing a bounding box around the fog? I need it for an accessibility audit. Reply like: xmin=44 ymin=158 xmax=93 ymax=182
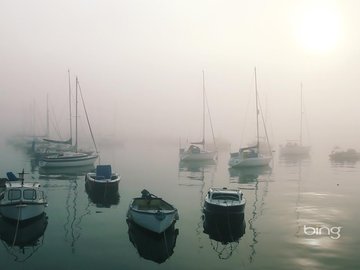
xmin=1 ymin=0 xmax=360 ymax=152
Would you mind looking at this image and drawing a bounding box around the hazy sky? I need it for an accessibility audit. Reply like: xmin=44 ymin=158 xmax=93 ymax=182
xmin=1 ymin=0 xmax=360 ymax=150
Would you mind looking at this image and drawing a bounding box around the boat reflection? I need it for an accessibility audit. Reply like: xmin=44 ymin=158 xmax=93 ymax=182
xmin=229 ymin=165 xmax=272 ymax=183
xmin=39 ymin=165 xmax=95 ymax=180
xmin=178 ymin=160 xmax=216 ymax=184
xmin=85 ymin=182 xmax=120 ymax=207
xmin=127 ymin=219 xmax=179 ymax=264
xmin=279 ymin=154 xmax=310 ymax=166
xmin=202 ymin=213 xmax=245 ymax=259
xmin=179 ymin=159 xmax=216 ymax=173
xmin=0 ymin=213 xmax=48 ymax=262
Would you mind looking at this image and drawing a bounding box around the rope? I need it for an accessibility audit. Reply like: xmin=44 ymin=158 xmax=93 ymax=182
xmin=12 ymin=208 xmax=21 ymax=247
xmin=76 ymin=79 xmax=99 ymax=155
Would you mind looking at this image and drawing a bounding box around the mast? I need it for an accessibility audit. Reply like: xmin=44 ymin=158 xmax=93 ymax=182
xmin=75 ymin=77 xmax=78 ymax=152
xmin=202 ymin=70 xmax=206 ymax=150
xmin=46 ymin=93 xmax=49 ymax=138
xmin=254 ymin=67 xmax=259 ymax=148
xmin=68 ymin=70 xmax=73 ymax=145
xmin=300 ymin=83 xmax=303 ymax=146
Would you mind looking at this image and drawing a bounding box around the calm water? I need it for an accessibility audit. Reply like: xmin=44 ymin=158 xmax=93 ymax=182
xmin=0 ymin=139 xmax=359 ymax=270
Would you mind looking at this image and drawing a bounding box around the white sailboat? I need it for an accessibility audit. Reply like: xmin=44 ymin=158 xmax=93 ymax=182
xmin=39 ymin=76 xmax=98 ymax=168
xmin=228 ymin=68 xmax=272 ymax=168
xmin=280 ymin=83 xmax=310 ymax=156
xmin=179 ymin=71 xmax=217 ymax=162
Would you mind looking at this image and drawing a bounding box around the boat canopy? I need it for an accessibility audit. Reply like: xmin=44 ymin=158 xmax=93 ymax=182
xmin=6 ymin=172 xmax=18 ymax=181
xmin=190 ymin=139 xmax=204 ymax=145
xmin=96 ymin=165 xmax=112 ymax=180
xmin=239 ymin=145 xmax=258 ymax=152
xmin=187 ymin=145 xmax=201 ymax=153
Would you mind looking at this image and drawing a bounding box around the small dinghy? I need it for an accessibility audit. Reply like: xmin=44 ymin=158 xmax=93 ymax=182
xmin=0 ymin=170 xmax=48 ymax=222
xmin=127 ymin=190 xmax=179 ymax=234
xmin=203 ymin=187 xmax=245 ymax=215
xmin=85 ymin=165 xmax=121 ymax=191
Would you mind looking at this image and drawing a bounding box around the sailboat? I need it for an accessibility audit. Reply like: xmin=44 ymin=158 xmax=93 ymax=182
xmin=179 ymin=71 xmax=217 ymax=162
xmin=228 ymin=68 xmax=272 ymax=168
xmin=39 ymin=76 xmax=98 ymax=168
xmin=280 ymin=83 xmax=310 ymax=156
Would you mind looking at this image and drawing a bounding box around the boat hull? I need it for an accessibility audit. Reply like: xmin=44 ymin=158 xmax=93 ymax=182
xmin=85 ymin=173 xmax=120 ymax=191
xmin=0 ymin=203 xmax=47 ymax=222
xmin=127 ymin=208 xmax=177 ymax=234
xmin=229 ymin=155 xmax=271 ymax=168
xmin=39 ymin=154 xmax=98 ymax=168
xmin=203 ymin=201 xmax=245 ymax=215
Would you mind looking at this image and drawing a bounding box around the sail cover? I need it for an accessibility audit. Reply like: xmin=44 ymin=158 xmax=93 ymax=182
xmin=43 ymin=138 xmax=72 ymax=145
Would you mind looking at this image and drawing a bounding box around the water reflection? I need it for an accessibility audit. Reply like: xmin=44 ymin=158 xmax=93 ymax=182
xmin=127 ymin=219 xmax=179 ymax=264
xmin=179 ymin=159 xmax=216 ymax=172
xmin=279 ymin=154 xmax=310 ymax=166
xmin=0 ymin=213 xmax=48 ymax=262
xmin=178 ymin=159 xmax=217 ymax=250
xmin=38 ymin=165 xmax=95 ymax=180
xmin=229 ymin=165 xmax=271 ymax=264
xmin=202 ymin=213 xmax=245 ymax=259
xmin=63 ymin=177 xmax=90 ymax=253
xmin=178 ymin=160 xmax=216 ymax=185
xmin=85 ymin=183 xmax=120 ymax=207
xmin=229 ymin=165 xmax=272 ymax=183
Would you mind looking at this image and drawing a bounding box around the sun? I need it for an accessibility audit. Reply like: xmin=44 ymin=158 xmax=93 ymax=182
xmin=295 ymin=6 xmax=341 ymax=53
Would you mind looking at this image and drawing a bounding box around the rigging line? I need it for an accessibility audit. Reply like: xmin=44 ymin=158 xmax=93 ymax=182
xmin=204 ymin=88 xmax=217 ymax=150
xmin=240 ymin=78 xmax=252 ymax=149
xmin=258 ymin=93 xmax=273 ymax=158
xmin=49 ymin=101 xmax=64 ymax=139
xmin=77 ymin=79 xmax=99 ymax=155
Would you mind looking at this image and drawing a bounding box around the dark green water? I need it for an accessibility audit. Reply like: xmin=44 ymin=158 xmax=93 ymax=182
xmin=0 ymin=139 xmax=359 ymax=270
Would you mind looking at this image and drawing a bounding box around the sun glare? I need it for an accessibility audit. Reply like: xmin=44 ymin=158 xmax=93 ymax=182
xmin=295 ymin=6 xmax=341 ymax=53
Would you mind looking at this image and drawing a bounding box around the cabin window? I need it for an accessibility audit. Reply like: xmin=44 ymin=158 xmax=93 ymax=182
xmin=38 ymin=191 xmax=44 ymax=200
xmin=8 ymin=189 xmax=21 ymax=200
xmin=23 ymin=189 xmax=36 ymax=200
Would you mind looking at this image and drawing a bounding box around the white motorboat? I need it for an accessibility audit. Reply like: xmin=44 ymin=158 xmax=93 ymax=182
xmin=229 ymin=68 xmax=272 ymax=168
xmin=0 ymin=171 xmax=48 ymax=222
xmin=203 ymin=187 xmax=246 ymax=215
xmin=179 ymin=71 xmax=217 ymax=162
xmin=85 ymin=165 xmax=121 ymax=191
xmin=127 ymin=190 xmax=179 ymax=234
